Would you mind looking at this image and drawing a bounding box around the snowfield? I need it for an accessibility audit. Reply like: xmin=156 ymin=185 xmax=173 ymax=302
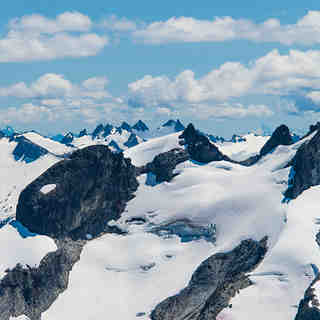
xmin=1 ymin=128 xmax=320 ymax=319
xmin=0 ymin=224 xmax=56 ymax=280
xmin=217 ymin=133 xmax=270 ymax=161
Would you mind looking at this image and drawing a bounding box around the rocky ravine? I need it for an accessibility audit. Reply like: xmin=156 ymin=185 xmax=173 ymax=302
xmin=0 ymin=145 xmax=139 ymax=320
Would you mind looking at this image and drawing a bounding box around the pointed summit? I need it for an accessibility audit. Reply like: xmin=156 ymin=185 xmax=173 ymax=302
xmin=120 ymin=121 xmax=132 ymax=132
xmin=61 ymin=132 xmax=74 ymax=145
xmin=259 ymin=124 xmax=293 ymax=157
xmin=162 ymin=119 xmax=185 ymax=132
xmin=133 ymin=120 xmax=149 ymax=132
xmin=78 ymin=129 xmax=87 ymax=137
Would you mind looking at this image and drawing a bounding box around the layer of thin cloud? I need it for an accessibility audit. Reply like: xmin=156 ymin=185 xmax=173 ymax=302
xmin=133 ymin=11 xmax=320 ymax=45
xmin=0 ymin=74 xmax=110 ymax=99
xmin=0 ymin=12 xmax=108 ymax=62
xmin=101 ymin=15 xmax=138 ymax=32
xmin=9 ymin=12 xmax=92 ymax=34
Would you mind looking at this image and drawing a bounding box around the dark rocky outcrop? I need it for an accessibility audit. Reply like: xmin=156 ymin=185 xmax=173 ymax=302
xmin=140 ymin=148 xmax=189 ymax=183
xmin=151 ymin=237 xmax=268 ymax=320
xmin=61 ymin=132 xmax=74 ymax=145
xmin=119 ymin=121 xmax=132 ymax=132
xmin=13 ymin=137 xmax=48 ymax=163
xmin=240 ymin=124 xmax=293 ymax=166
xmin=259 ymin=124 xmax=293 ymax=157
xmin=231 ymin=134 xmax=246 ymax=143
xmin=295 ymin=277 xmax=320 ymax=320
xmin=179 ymin=124 xmax=231 ymax=164
xmin=16 ymin=145 xmax=138 ymax=240
xmin=108 ymin=140 xmax=122 ymax=152
xmin=92 ymin=124 xmax=104 ymax=138
xmin=78 ymin=129 xmax=87 ymax=137
xmin=124 ymin=133 xmax=140 ymax=148
xmin=133 ymin=120 xmax=149 ymax=132
xmin=162 ymin=119 xmax=185 ymax=132
xmin=0 ymin=239 xmax=84 ymax=320
xmin=151 ymin=219 xmax=216 ymax=243
xmin=285 ymin=130 xmax=320 ymax=199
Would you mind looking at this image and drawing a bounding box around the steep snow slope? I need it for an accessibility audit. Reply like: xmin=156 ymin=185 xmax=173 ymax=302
xmin=0 ymin=224 xmax=56 ymax=280
xmin=0 ymin=138 xmax=59 ymax=223
xmin=21 ymin=132 xmax=73 ymax=155
xmin=217 ymin=133 xmax=270 ymax=161
xmin=124 ymin=132 xmax=181 ymax=166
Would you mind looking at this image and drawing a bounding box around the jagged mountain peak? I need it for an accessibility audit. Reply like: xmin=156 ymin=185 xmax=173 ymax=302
xmin=132 ymin=120 xmax=149 ymax=132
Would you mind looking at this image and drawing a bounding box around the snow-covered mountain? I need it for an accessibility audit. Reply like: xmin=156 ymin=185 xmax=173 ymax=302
xmin=0 ymin=121 xmax=317 ymax=320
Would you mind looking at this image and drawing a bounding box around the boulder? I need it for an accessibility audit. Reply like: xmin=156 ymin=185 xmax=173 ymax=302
xmin=16 ymin=145 xmax=138 ymax=239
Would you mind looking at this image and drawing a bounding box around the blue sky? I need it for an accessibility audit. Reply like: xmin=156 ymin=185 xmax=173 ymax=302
xmin=1 ymin=0 xmax=320 ymax=136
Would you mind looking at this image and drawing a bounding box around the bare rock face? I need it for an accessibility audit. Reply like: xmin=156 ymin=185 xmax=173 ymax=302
xmin=151 ymin=237 xmax=268 ymax=320
xmin=13 ymin=137 xmax=48 ymax=163
xmin=0 ymin=239 xmax=84 ymax=320
xmin=179 ymin=124 xmax=231 ymax=164
xmin=260 ymin=124 xmax=293 ymax=157
xmin=295 ymin=278 xmax=320 ymax=320
xmin=240 ymin=124 xmax=293 ymax=166
xmin=285 ymin=130 xmax=320 ymax=199
xmin=140 ymin=148 xmax=189 ymax=183
xmin=16 ymin=145 xmax=139 ymax=240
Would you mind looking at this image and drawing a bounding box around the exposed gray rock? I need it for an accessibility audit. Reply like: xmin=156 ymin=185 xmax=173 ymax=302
xmin=78 ymin=129 xmax=87 ymax=137
xmin=124 ymin=133 xmax=140 ymax=148
xmin=13 ymin=137 xmax=48 ymax=163
xmin=162 ymin=119 xmax=185 ymax=132
xmin=285 ymin=130 xmax=320 ymax=199
xmin=61 ymin=132 xmax=74 ymax=145
xmin=179 ymin=124 xmax=231 ymax=164
xmin=240 ymin=124 xmax=293 ymax=166
xmin=119 ymin=121 xmax=132 ymax=132
xmin=295 ymin=277 xmax=320 ymax=320
xmin=133 ymin=120 xmax=149 ymax=132
xmin=151 ymin=219 xmax=216 ymax=243
xmin=140 ymin=148 xmax=189 ymax=183
xmin=151 ymin=237 xmax=268 ymax=320
xmin=16 ymin=145 xmax=138 ymax=240
xmin=260 ymin=124 xmax=293 ymax=157
xmin=0 ymin=239 xmax=84 ymax=320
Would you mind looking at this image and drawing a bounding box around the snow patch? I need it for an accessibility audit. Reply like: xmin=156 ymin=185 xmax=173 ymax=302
xmin=40 ymin=184 xmax=56 ymax=194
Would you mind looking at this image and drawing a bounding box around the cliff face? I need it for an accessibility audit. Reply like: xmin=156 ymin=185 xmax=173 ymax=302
xmin=151 ymin=237 xmax=268 ymax=320
xmin=16 ymin=145 xmax=139 ymax=240
xmin=179 ymin=124 xmax=231 ymax=164
xmin=285 ymin=130 xmax=320 ymax=199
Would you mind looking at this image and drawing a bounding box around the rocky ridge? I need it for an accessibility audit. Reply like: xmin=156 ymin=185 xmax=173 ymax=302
xmin=151 ymin=237 xmax=268 ymax=320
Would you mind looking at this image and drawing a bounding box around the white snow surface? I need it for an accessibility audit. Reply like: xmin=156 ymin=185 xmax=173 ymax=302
xmin=0 ymin=138 xmax=59 ymax=222
xmin=10 ymin=316 xmax=31 ymax=320
xmin=216 ymin=133 xmax=270 ymax=161
xmin=21 ymin=132 xmax=73 ymax=155
xmin=40 ymin=184 xmax=56 ymax=194
xmin=124 ymin=132 xmax=181 ymax=166
xmin=0 ymin=224 xmax=56 ymax=279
